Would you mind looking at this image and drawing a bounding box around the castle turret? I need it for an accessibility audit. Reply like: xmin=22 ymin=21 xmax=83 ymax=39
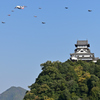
xmin=70 ymin=40 xmax=99 ymax=62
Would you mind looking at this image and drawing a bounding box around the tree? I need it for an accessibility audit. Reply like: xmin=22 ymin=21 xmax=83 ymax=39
xmin=89 ymin=87 xmax=100 ymax=100
xmin=58 ymin=89 xmax=71 ymax=100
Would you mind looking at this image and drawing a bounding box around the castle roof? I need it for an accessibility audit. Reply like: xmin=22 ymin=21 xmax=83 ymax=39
xmin=75 ymin=40 xmax=90 ymax=47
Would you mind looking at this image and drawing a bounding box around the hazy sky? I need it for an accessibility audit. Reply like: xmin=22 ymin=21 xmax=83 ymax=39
xmin=0 ymin=0 xmax=100 ymax=93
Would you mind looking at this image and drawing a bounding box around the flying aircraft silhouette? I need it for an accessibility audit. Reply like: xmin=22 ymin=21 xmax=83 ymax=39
xmin=88 ymin=10 xmax=92 ymax=12
xmin=42 ymin=22 xmax=45 ymax=24
xmin=2 ymin=22 xmax=5 ymax=24
xmin=65 ymin=7 xmax=68 ymax=9
xmin=15 ymin=6 xmax=27 ymax=9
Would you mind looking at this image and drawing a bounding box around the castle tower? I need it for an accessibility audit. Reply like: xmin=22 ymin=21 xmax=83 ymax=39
xmin=70 ymin=40 xmax=98 ymax=62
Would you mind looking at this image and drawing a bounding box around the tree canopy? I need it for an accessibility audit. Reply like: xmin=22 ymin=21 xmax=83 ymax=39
xmin=23 ymin=59 xmax=100 ymax=100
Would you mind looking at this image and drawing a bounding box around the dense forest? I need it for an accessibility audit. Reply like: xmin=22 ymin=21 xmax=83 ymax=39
xmin=23 ymin=59 xmax=100 ymax=100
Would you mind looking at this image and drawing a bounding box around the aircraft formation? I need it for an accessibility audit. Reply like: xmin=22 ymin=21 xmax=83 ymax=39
xmin=1 ymin=5 xmax=46 ymax=24
xmin=1 ymin=5 xmax=27 ymax=24
xmin=1 ymin=5 xmax=92 ymax=24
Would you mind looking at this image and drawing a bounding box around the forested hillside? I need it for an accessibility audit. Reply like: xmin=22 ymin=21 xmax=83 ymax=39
xmin=23 ymin=60 xmax=100 ymax=100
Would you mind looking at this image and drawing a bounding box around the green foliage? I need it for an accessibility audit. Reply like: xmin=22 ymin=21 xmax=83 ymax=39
xmin=23 ymin=59 xmax=100 ymax=100
xmin=58 ymin=89 xmax=71 ymax=100
xmin=89 ymin=87 xmax=100 ymax=100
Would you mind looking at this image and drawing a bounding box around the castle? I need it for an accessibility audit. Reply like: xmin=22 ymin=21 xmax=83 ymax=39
xmin=70 ymin=40 xmax=99 ymax=62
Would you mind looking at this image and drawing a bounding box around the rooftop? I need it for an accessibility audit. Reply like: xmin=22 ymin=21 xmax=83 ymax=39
xmin=75 ymin=40 xmax=90 ymax=47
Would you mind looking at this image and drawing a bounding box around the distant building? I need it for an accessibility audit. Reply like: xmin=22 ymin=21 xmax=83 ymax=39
xmin=70 ymin=40 xmax=99 ymax=62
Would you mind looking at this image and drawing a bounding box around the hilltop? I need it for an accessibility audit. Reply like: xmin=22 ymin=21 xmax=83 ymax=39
xmin=23 ymin=59 xmax=100 ymax=100
xmin=0 ymin=86 xmax=26 ymax=100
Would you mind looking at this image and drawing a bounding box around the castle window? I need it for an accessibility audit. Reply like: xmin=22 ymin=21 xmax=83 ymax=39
xmin=79 ymin=55 xmax=82 ymax=57
xmin=84 ymin=55 xmax=90 ymax=57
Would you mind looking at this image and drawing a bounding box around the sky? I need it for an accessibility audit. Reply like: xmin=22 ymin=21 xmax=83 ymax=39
xmin=0 ymin=0 xmax=100 ymax=93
